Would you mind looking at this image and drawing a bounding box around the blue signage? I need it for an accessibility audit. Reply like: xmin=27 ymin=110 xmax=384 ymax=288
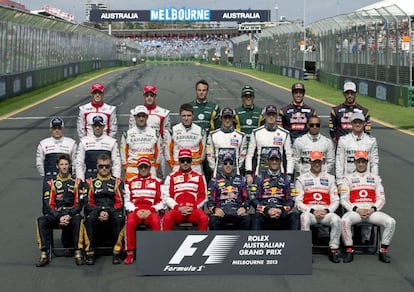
xmin=90 ymin=8 xmax=270 ymax=22
xmin=150 ymin=8 xmax=210 ymax=21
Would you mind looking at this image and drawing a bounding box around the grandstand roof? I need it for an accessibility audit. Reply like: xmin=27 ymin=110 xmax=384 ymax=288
xmin=357 ymin=0 xmax=414 ymax=16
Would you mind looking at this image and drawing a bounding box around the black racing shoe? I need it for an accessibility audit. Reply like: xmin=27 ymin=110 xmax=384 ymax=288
xmin=85 ymin=253 xmax=95 ymax=265
xmin=343 ymin=251 xmax=354 ymax=263
xmin=379 ymin=252 xmax=391 ymax=263
xmin=329 ymin=251 xmax=340 ymax=263
xmin=36 ymin=251 xmax=49 ymax=267
xmin=112 ymin=253 xmax=121 ymax=265
xmin=74 ymin=250 xmax=84 ymax=266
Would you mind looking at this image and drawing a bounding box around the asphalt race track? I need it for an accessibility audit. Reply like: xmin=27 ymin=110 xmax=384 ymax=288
xmin=0 ymin=64 xmax=413 ymax=291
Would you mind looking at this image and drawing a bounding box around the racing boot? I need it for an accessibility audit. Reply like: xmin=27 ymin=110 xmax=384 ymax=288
xmin=112 ymin=252 xmax=121 ymax=265
xmin=124 ymin=251 xmax=135 ymax=265
xmin=343 ymin=248 xmax=354 ymax=263
xmin=85 ymin=251 xmax=95 ymax=265
xmin=378 ymin=251 xmax=391 ymax=263
xmin=328 ymin=250 xmax=340 ymax=263
xmin=36 ymin=251 xmax=49 ymax=267
xmin=74 ymin=249 xmax=84 ymax=265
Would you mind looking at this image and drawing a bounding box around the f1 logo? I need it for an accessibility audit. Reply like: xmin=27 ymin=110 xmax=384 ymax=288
xmin=169 ymin=235 xmax=239 ymax=265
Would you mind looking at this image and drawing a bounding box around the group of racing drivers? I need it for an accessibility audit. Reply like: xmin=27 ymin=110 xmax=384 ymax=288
xmin=34 ymin=79 xmax=396 ymax=267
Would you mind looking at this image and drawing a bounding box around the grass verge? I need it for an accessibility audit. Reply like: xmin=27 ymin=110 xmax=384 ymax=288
xmin=205 ymin=65 xmax=414 ymax=133
xmin=0 ymin=67 xmax=125 ymax=117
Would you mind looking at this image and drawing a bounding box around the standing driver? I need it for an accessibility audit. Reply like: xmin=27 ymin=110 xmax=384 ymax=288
xmin=128 ymin=85 xmax=170 ymax=178
xmin=190 ymin=79 xmax=221 ymax=181
xmin=120 ymin=105 xmax=162 ymax=180
xmin=245 ymin=105 xmax=294 ymax=184
xmin=329 ymin=81 xmax=370 ymax=145
xmin=278 ymin=83 xmax=316 ymax=142
xmin=76 ymin=115 xmax=121 ymax=181
xmin=292 ymin=116 xmax=335 ymax=177
xmin=77 ymin=83 xmax=118 ymax=139
xmin=165 ymin=103 xmax=206 ymax=174
xmin=36 ymin=117 xmax=77 ymax=181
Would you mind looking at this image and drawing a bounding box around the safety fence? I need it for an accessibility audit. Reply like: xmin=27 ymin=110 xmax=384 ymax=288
xmin=226 ymin=4 xmax=414 ymax=106
xmin=0 ymin=6 xmax=139 ymax=100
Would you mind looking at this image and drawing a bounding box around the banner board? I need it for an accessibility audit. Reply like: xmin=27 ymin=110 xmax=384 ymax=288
xmin=136 ymin=230 xmax=312 ymax=276
xmin=90 ymin=9 xmax=270 ymax=22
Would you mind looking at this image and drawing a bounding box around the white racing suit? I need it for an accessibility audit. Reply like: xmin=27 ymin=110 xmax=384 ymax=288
xmin=36 ymin=136 xmax=77 ymax=177
xmin=336 ymin=132 xmax=379 ymax=185
xmin=295 ymin=171 xmax=341 ymax=249
xmin=76 ymin=134 xmax=121 ymax=181
xmin=120 ymin=126 xmax=162 ymax=180
xmin=340 ymin=171 xmax=396 ymax=247
xmin=292 ymin=133 xmax=335 ymax=177
xmin=164 ymin=123 xmax=206 ymax=173
xmin=129 ymin=104 xmax=171 ymax=178
xmin=77 ymin=102 xmax=117 ymax=139
xmin=245 ymin=125 xmax=294 ymax=177
xmin=206 ymin=128 xmax=247 ymax=177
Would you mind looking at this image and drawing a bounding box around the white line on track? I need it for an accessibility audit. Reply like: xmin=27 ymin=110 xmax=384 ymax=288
xmin=5 ymin=113 xmax=329 ymax=120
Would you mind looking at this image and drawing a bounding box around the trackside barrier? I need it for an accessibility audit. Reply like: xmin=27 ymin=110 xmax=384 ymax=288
xmin=136 ymin=230 xmax=312 ymax=276
xmin=408 ymin=87 xmax=414 ymax=106
xmin=0 ymin=60 xmax=130 ymax=101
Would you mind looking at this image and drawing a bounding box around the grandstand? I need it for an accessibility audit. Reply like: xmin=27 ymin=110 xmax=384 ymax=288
xmin=357 ymin=0 xmax=414 ymax=14
xmin=225 ymin=1 xmax=413 ymax=105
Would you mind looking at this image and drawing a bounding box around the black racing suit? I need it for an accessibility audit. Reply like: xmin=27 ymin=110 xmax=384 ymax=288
xmin=329 ymin=102 xmax=371 ymax=145
xmin=278 ymin=102 xmax=316 ymax=143
xmin=36 ymin=175 xmax=83 ymax=253
xmin=84 ymin=175 xmax=125 ymax=254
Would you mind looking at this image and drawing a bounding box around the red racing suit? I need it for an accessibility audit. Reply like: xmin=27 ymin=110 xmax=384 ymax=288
xmin=295 ymin=171 xmax=341 ymax=249
xmin=124 ymin=174 xmax=164 ymax=251
xmin=340 ymin=171 xmax=396 ymax=246
xmin=77 ymin=101 xmax=117 ymax=139
xmin=162 ymin=169 xmax=208 ymax=230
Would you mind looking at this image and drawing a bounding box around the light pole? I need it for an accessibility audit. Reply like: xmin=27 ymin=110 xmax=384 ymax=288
xmin=274 ymin=0 xmax=279 ymax=22
xmin=302 ymin=0 xmax=306 ymax=79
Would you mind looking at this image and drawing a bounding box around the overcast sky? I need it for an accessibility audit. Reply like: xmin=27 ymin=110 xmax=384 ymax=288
xmin=25 ymin=0 xmax=381 ymax=24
